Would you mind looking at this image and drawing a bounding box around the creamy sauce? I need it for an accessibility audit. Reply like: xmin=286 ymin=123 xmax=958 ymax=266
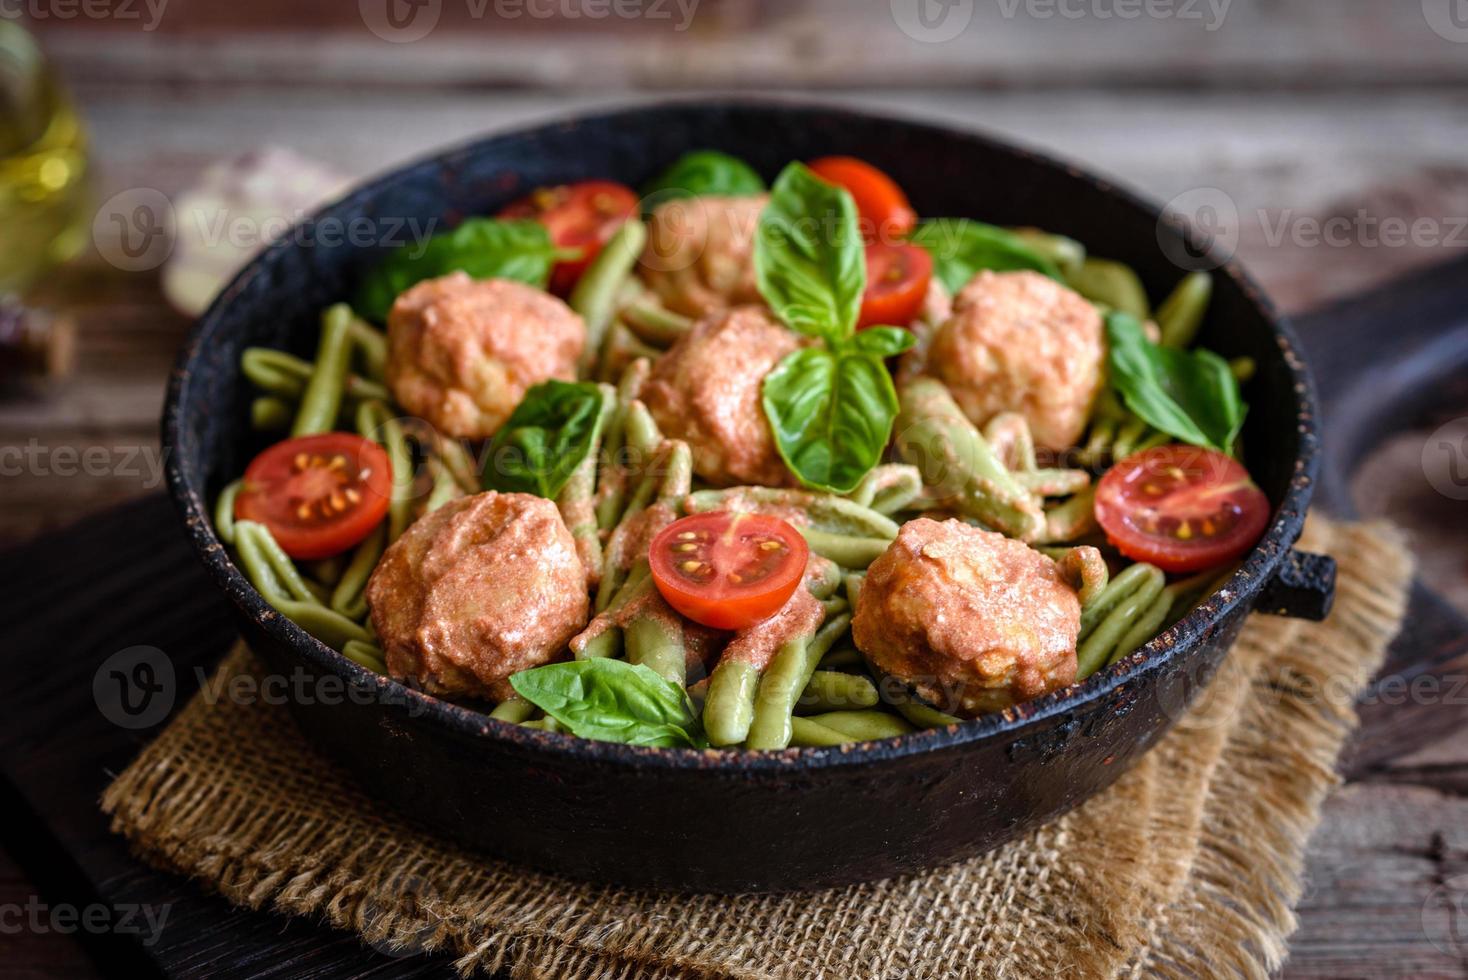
xmin=852 ymin=518 xmax=1080 ymax=717
xmin=930 ymin=270 xmax=1103 ymax=452
xmin=642 ymin=306 xmax=803 ymax=486
xmin=366 ymin=491 xmax=588 ymax=701
xmin=386 ymin=273 xmax=584 ymax=438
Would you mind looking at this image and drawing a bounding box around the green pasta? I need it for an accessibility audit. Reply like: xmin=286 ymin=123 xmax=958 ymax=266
xmin=571 ymin=218 xmax=647 ymax=377
xmin=292 ymin=304 xmax=356 ymax=436
xmin=745 ymin=613 xmax=852 ymax=751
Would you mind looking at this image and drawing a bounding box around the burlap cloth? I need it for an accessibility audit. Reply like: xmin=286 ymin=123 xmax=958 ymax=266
xmin=102 ymin=517 xmax=1413 ymax=979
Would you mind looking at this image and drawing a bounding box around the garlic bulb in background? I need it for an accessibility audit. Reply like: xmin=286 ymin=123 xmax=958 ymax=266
xmin=162 ymin=147 xmax=350 ymax=317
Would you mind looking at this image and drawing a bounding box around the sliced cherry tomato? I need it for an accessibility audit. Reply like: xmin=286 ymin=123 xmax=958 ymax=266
xmin=498 ymin=179 xmax=638 ymax=294
xmin=1095 ymin=444 xmax=1270 ymax=574
xmin=858 ymin=241 xmax=932 ymax=328
xmin=235 ymin=432 xmax=392 ymax=560
xmin=649 ymin=512 xmax=810 ymax=631
xmin=807 ymin=156 xmax=917 ymax=242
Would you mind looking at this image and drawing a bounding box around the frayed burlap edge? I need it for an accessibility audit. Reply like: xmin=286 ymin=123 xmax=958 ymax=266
xmin=101 ymin=517 xmax=1412 ymax=980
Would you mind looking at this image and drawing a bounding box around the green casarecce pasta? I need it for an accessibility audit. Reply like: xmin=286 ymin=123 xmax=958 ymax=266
xmin=211 ymin=171 xmax=1249 ymax=755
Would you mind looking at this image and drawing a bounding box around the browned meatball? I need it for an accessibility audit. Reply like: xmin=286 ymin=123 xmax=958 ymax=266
xmin=852 ymin=518 xmax=1080 ymax=717
xmin=639 ymin=195 xmax=766 ymax=318
xmin=366 ymin=491 xmax=588 ymax=701
xmin=641 ymin=306 xmax=801 ymax=486
xmin=929 ymin=270 xmax=1103 ymax=452
xmin=385 ymin=272 xmax=584 ymax=439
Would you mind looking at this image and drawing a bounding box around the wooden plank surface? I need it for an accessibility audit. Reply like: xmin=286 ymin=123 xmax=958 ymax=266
xmin=3 ymin=8 xmax=1468 ymax=973
xmin=29 ymin=0 xmax=1468 ymax=89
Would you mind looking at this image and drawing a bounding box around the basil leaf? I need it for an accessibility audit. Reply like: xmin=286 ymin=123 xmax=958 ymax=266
xmin=1105 ymin=311 xmax=1246 ymax=454
xmin=640 ymin=150 xmax=765 ymax=202
xmin=483 ymin=380 xmax=606 ymax=498
xmin=849 ymin=326 xmax=916 ymax=358
xmin=910 ymin=219 xmax=1063 ymax=294
xmin=509 ymin=659 xmax=705 ymax=748
xmin=762 ymin=346 xmax=900 ymax=494
xmin=355 ymin=218 xmax=563 ymax=322
xmin=754 ymin=162 xmax=866 ymax=343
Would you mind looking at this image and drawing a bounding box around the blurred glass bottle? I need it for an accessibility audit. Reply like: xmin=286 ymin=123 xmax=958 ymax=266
xmin=0 ymin=21 xmax=90 ymax=297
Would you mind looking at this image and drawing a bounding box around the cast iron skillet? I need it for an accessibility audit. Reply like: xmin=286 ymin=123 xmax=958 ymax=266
xmin=162 ymin=100 xmax=1334 ymax=893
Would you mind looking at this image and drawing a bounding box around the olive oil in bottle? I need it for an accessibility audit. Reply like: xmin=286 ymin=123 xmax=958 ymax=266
xmin=0 ymin=22 xmax=90 ymax=296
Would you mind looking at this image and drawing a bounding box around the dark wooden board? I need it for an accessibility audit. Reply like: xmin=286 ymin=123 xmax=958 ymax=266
xmin=0 ymin=494 xmax=457 ymax=978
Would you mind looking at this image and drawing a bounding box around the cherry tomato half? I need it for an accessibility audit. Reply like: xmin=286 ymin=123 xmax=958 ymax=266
xmin=235 ymin=432 xmax=392 ymax=560
xmin=858 ymin=241 xmax=932 ymax=328
xmin=807 ymin=156 xmax=917 ymax=242
xmin=498 ymin=180 xmax=638 ymax=294
xmin=1095 ymin=444 xmax=1270 ymax=574
xmin=649 ymin=512 xmax=810 ymax=631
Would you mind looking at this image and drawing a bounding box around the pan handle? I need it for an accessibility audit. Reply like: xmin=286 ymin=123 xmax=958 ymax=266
xmin=1256 ymin=549 xmax=1336 ymax=621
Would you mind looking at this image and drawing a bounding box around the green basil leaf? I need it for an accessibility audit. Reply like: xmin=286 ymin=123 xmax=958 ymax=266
xmin=509 ymin=659 xmax=705 ymax=748
xmin=482 ymin=379 xmax=606 ymax=498
xmin=754 ymin=162 xmax=866 ymax=343
xmin=355 ymin=218 xmax=562 ymax=322
xmin=640 ymin=149 xmax=766 ymax=202
xmin=910 ymin=219 xmax=1063 ymax=294
xmin=849 ymin=326 xmax=916 ymax=358
xmin=762 ymin=346 xmax=899 ymax=494
xmin=1105 ymin=311 xmax=1247 ymax=454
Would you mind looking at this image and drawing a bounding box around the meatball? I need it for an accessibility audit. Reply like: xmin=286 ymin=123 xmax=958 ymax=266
xmin=385 ymin=272 xmax=584 ymax=439
xmin=641 ymin=306 xmax=802 ymax=486
xmin=852 ymin=518 xmax=1080 ymax=717
xmin=366 ymin=491 xmax=588 ymax=701
xmin=929 ymin=270 xmax=1103 ymax=452
xmin=639 ymin=194 xmax=766 ymax=318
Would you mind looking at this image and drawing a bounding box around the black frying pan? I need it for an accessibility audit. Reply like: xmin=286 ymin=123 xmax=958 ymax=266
xmin=161 ymin=101 xmax=1333 ymax=893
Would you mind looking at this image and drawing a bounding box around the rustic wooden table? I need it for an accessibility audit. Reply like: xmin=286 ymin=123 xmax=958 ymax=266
xmin=4 ymin=2 xmax=1468 ymax=975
